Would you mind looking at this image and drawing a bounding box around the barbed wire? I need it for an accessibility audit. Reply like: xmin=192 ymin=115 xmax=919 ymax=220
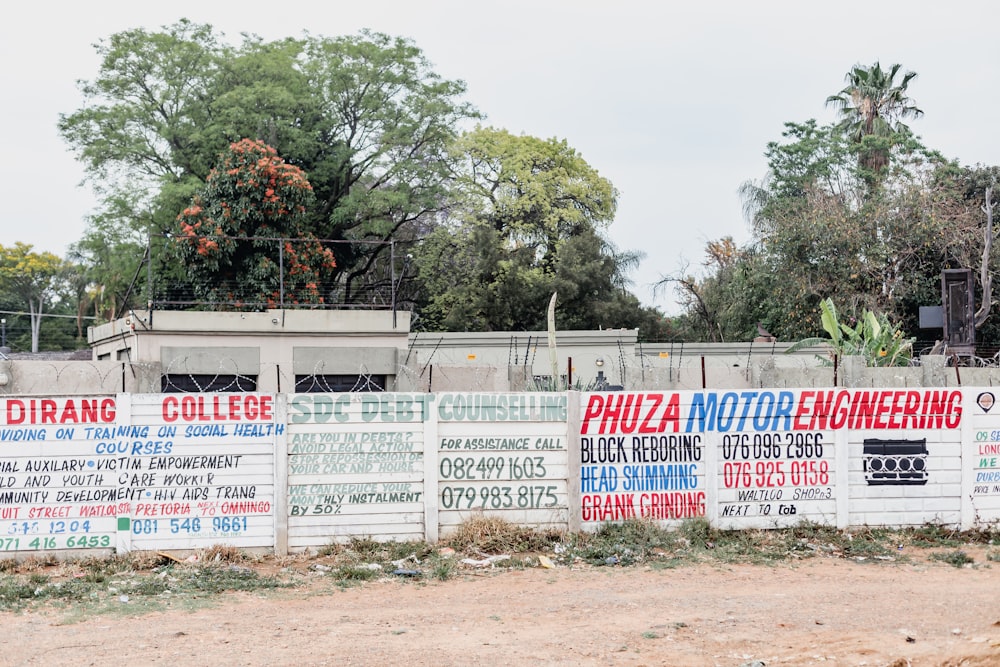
xmin=6 ymin=348 xmax=1000 ymax=395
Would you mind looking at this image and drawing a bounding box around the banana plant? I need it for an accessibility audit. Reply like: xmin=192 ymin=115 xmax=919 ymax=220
xmin=787 ymin=298 xmax=915 ymax=366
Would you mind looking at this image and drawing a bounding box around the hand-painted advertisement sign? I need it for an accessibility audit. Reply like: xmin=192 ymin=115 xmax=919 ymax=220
xmin=436 ymin=393 xmax=569 ymax=532
xmin=580 ymin=389 xmax=963 ymax=529
xmin=963 ymin=390 xmax=1000 ymax=523
xmin=124 ymin=394 xmax=279 ymax=550
xmin=286 ymin=393 xmax=427 ymax=548
xmin=0 ymin=397 xmax=120 ymax=553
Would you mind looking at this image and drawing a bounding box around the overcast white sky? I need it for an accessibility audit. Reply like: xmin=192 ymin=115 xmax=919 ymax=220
xmin=2 ymin=1 xmax=998 ymax=315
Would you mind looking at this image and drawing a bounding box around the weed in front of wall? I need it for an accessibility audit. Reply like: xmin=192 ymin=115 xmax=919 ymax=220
xmin=929 ymin=550 xmax=975 ymax=568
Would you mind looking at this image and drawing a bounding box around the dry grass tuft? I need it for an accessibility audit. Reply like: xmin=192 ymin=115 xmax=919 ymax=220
xmin=200 ymin=544 xmax=245 ymax=564
xmin=445 ymin=515 xmax=562 ymax=554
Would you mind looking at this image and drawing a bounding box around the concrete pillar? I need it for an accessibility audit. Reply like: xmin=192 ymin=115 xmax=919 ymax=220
xmin=0 ymin=359 xmax=11 ymax=394
xmin=920 ymin=355 xmax=948 ymax=387
xmin=839 ymin=356 xmax=866 ymax=388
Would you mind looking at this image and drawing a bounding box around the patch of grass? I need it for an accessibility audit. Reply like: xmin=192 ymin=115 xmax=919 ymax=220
xmin=677 ymin=516 xmax=717 ymax=549
xmin=445 ymin=515 xmax=561 ymax=554
xmin=316 ymin=541 xmax=341 ymax=557
xmin=563 ymin=517 xmax=683 ymax=566
xmin=0 ymin=560 xmax=292 ymax=613
xmin=929 ymin=550 xmax=974 ymax=568
xmin=430 ymin=558 xmax=456 ymax=581
xmin=2 ymin=518 xmax=996 ymax=614
xmin=841 ymin=537 xmax=896 ymax=560
xmin=345 ymin=536 xmax=383 ymax=561
xmin=328 ymin=537 xmax=434 ymax=567
xmin=331 ymin=564 xmax=383 ymax=584
xmin=386 ymin=540 xmax=434 ymax=562
xmin=903 ymin=523 xmax=965 ymax=547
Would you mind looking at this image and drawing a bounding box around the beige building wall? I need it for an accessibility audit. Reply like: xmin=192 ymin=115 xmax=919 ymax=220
xmin=87 ymin=309 xmax=409 ymax=393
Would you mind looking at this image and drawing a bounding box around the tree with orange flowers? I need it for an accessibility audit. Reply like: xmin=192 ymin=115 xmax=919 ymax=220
xmin=172 ymin=139 xmax=335 ymax=307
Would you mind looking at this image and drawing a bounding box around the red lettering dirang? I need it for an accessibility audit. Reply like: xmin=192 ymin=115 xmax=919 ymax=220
xmin=3 ymin=398 xmax=116 ymax=425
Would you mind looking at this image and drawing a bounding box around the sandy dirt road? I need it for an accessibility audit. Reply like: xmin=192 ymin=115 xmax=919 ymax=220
xmin=2 ymin=549 xmax=998 ymax=667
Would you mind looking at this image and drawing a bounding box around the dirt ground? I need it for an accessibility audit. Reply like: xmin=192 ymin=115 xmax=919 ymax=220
xmin=2 ymin=546 xmax=999 ymax=667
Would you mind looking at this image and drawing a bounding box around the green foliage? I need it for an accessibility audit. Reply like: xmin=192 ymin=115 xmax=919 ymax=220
xmin=414 ymin=127 xmax=659 ymax=334
xmin=444 ymin=515 xmax=561 ymax=554
xmin=0 ymin=558 xmax=290 ymax=613
xmin=929 ymin=550 xmax=974 ymax=568
xmin=826 ymin=62 xmax=923 ymax=185
xmin=0 ymin=243 xmax=73 ymax=353
xmin=168 ymin=139 xmax=335 ymax=308
xmin=675 ymin=111 xmax=996 ymax=344
xmin=0 ymin=521 xmax=994 ymax=614
xmin=667 ymin=61 xmax=993 ymax=345
xmin=787 ymin=298 xmax=915 ymax=366
xmin=59 ymin=23 xmax=478 ymax=310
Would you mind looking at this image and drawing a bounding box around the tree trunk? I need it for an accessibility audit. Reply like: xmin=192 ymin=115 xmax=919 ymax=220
xmin=974 ymin=186 xmax=996 ymax=329
xmin=30 ymin=299 xmax=43 ymax=354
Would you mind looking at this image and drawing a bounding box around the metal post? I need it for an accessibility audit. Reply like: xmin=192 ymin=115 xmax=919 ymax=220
xmin=278 ymin=240 xmax=285 ymax=310
xmin=391 ymin=242 xmax=397 ymax=328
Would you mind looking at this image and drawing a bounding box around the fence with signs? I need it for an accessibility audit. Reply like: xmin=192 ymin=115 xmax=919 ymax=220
xmin=0 ymin=389 xmax=996 ymax=557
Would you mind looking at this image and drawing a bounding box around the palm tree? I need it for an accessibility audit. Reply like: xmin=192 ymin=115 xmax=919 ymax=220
xmin=825 ymin=62 xmax=923 ymax=182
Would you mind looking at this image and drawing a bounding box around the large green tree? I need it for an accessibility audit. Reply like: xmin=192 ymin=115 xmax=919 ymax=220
xmin=672 ymin=113 xmax=1000 ymax=347
xmin=59 ymin=22 xmax=477 ymax=313
xmin=415 ymin=127 xmax=666 ymax=336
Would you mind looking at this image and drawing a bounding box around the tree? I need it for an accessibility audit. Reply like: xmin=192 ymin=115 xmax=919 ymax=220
xmin=67 ymin=191 xmax=153 ymax=322
xmin=0 ymin=244 xmax=68 ymax=352
xmin=58 ymin=20 xmax=224 ymax=202
xmin=667 ymin=106 xmax=998 ymax=344
xmin=299 ymin=30 xmax=478 ymax=304
xmin=59 ymin=22 xmax=477 ymax=312
xmin=661 ymin=237 xmax=772 ymax=342
xmin=826 ymin=62 xmax=924 ymax=184
xmin=414 ymin=127 xmax=664 ymax=335
xmin=170 ymin=139 xmax=335 ymax=307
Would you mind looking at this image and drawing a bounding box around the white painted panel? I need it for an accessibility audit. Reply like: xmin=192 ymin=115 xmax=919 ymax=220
xmin=436 ymin=393 xmax=569 ymax=530
xmin=962 ymin=388 xmax=1000 ymax=523
xmin=286 ymin=393 xmax=428 ymax=547
xmin=125 ymin=393 xmax=278 ymax=550
xmin=577 ymin=392 xmax=707 ymax=529
xmin=0 ymin=396 xmax=120 ymax=555
xmin=577 ymin=388 xmax=965 ymax=531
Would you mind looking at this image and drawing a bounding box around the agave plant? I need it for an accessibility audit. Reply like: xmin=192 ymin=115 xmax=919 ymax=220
xmin=787 ymin=298 xmax=915 ymax=367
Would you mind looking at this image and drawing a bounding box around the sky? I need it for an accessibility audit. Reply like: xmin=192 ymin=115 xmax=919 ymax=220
xmin=2 ymin=1 xmax=998 ymax=316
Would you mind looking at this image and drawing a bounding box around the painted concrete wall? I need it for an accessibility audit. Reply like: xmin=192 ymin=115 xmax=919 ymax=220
xmin=0 ymin=360 xmax=141 ymax=395
xmin=0 ymin=388 xmax=997 ymax=559
xmin=86 ymin=309 xmax=410 ymax=393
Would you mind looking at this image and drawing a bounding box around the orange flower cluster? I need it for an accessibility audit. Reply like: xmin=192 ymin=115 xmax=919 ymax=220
xmin=173 ymin=138 xmax=335 ymax=307
xmin=178 ymin=220 xmax=203 ymax=238
xmin=196 ymin=238 xmax=219 ymax=256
